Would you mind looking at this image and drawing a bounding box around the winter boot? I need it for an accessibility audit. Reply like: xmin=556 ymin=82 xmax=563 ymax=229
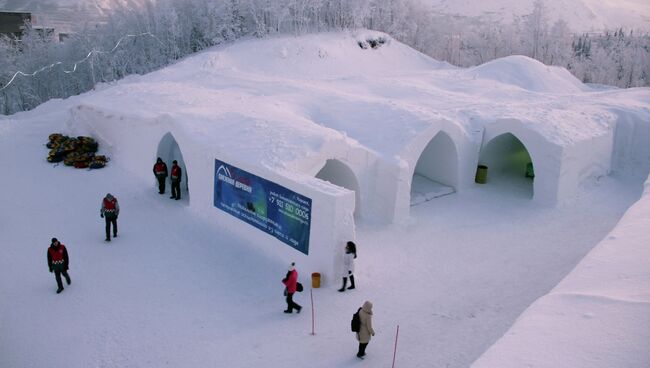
xmin=56 ymin=287 xmax=64 ymax=294
xmin=338 ymin=277 xmax=347 ymax=292
xmin=347 ymin=275 xmax=355 ymax=290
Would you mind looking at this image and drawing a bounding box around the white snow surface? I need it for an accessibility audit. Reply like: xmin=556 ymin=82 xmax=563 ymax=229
xmin=1 ymin=31 xmax=650 ymax=367
xmin=473 ymin=176 xmax=650 ymax=368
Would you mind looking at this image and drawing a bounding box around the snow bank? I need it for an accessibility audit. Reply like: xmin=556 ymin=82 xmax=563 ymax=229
xmin=471 ymin=174 xmax=650 ymax=368
xmin=468 ymin=55 xmax=588 ymax=93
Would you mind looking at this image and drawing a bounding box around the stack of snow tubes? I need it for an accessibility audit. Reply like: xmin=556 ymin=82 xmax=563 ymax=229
xmin=46 ymin=134 xmax=109 ymax=169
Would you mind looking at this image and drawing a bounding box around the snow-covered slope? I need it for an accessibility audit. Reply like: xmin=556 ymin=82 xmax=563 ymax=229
xmin=425 ymin=0 xmax=650 ymax=31
xmin=1 ymin=31 xmax=649 ymax=368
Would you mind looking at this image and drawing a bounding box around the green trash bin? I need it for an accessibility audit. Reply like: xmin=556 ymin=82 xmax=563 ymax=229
xmin=475 ymin=165 xmax=488 ymax=184
xmin=525 ymin=162 xmax=535 ymax=178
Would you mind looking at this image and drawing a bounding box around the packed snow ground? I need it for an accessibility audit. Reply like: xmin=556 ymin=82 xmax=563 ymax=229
xmin=1 ymin=32 xmax=650 ymax=367
xmin=0 ymin=110 xmax=645 ymax=367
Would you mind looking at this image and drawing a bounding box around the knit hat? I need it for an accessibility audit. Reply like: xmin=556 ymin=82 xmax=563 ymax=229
xmin=106 ymin=193 xmax=113 ymax=199
xmin=51 ymin=238 xmax=58 ymax=245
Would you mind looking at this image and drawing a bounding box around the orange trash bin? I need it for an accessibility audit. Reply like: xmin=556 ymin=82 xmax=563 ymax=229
xmin=311 ymin=272 xmax=321 ymax=288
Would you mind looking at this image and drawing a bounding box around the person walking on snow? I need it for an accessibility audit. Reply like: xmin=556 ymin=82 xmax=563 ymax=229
xmin=101 ymin=193 xmax=119 ymax=241
xmin=338 ymin=241 xmax=357 ymax=292
xmin=356 ymin=300 xmax=375 ymax=359
xmin=153 ymin=157 xmax=168 ymax=194
xmin=47 ymin=238 xmax=71 ymax=294
xmin=282 ymin=262 xmax=302 ymax=314
xmin=170 ymin=160 xmax=182 ymax=200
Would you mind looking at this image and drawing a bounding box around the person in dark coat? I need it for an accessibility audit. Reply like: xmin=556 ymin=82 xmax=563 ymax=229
xmin=338 ymin=241 xmax=357 ymax=292
xmin=282 ymin=262 xmax=302 ymax=314
xmin=170 ymin=160 xmax=182 ymax=200
xmin=153 ymin=157 xmax=168 ymax=194
xmin=47 ymin=238 xmax=71 ymax=294
xmin=100 ymin=193 xmax=120 ymax=241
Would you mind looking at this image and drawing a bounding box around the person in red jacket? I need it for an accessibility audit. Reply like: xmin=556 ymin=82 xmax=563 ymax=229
xmin=282 ymin=262 xmax=302 ymax=313
xmin=100 ymin=193 xmax=120 ymax=241
xmin=47 ymin=238 xmax=71 ymax=294
xmin=152 ymin=157 xmax=168 ymax=194
xmin=170 ymin=160 xmax=182 ymax=200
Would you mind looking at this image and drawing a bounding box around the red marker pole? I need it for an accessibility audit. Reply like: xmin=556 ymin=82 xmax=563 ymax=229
xmin=310 ymin=288 xmax=315 ymax=335
xmin=391 ymin=325 xmax=400 ymax=368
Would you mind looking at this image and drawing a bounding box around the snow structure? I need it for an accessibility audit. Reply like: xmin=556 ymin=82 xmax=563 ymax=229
xmin=62 ymin=31 xmax=649 ymax=287
xmin=1 ymin=31 xmax=650 ymax=368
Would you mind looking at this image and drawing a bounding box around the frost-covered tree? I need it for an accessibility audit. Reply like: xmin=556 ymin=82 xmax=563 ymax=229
xmin=1 ymin=0 xmax=649 ymax=115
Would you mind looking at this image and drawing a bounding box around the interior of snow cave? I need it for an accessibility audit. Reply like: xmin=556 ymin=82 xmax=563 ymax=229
xmin=477 ymin=132 xmax=534 ymax=198
xmin=410 ymin=131 xmax=458 ymax=206
xmin=315 ymin=159 xmax=361 ymax=218
xmin=157 ymin=132 xmax=190 ymax=202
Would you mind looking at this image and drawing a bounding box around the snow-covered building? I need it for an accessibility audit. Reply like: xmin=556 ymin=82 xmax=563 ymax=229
xmin=67 ymin=32 xmax=638 ymax=283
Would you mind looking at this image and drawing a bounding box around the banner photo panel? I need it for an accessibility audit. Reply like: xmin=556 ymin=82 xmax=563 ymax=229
xmin=214 ymin=159 xmax=312 ymax=254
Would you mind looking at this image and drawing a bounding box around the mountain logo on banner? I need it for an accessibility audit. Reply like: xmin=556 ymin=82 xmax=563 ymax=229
xmin=217 ymin=164 xmax=252 ymax=193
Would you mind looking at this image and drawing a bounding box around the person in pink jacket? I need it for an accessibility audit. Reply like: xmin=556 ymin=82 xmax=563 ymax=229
xmin=282 ymin=262 xmax=302 ymax=314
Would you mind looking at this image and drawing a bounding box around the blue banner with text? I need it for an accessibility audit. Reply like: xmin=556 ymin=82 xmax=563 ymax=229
xmin=214 ymin=159 xmax=312 ymax=254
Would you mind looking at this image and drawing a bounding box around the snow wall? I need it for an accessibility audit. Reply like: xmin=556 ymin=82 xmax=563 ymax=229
xmin=67 ymin=105 xmax=355 ymax=286
xmin=305 ymin=115 xmax=614 ymax=225
xmin=394 ymin=119 xmax=474 ymax=221
xmin=611 ymin=108 xmax=650 ymax=175
xmin=480 ymin=119 xmax=612 ymax=204
xmin=471 ymin=173 xmax=650 ymax=368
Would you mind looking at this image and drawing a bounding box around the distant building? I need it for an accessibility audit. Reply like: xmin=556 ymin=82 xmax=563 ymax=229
xmin=33 ymin=26 xmax=56 ymax=41
xmin=0 ymin=11 xmax=31 ymax=39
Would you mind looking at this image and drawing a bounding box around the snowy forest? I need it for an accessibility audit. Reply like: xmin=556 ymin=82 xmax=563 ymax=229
xmin=1 ymin=0 xmax=649 ymax=115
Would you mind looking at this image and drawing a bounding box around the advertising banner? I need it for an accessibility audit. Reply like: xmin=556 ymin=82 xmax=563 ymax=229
xmin=214 ymin=159 xmax=312 ymax=254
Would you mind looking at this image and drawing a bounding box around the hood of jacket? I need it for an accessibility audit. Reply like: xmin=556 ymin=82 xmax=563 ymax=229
xmin=362 ymin=301 xmax=373 ymax=315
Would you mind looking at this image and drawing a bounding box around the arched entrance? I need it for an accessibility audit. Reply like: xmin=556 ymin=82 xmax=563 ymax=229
xmin=315 ymin=159 xmax=361 ymax=218
xmin=478 ymin=133 xmax=534 ymax=198
xmin=157 ymin=132 xmax=189 ymax=202
xmin=410 ymin=131 xmax=458 ymax=206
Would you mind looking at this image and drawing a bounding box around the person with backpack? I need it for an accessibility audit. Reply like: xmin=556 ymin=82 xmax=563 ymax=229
xmin=47 ymin=238 xmax=71 ymax=294
xmin=100 ymin=193 xmax=119 ymax=241
xmin=170 ymin=160 xmax=182 ymax=200
xmin=153 ymin=157 xmax=168 ymax=194
xmin=338 ymin=241 xmax=357 ymax=292
xmin=281 ymin=262 xmax=302 ymax=314
xmin=355 ymin=300 xmax=375 ymax=359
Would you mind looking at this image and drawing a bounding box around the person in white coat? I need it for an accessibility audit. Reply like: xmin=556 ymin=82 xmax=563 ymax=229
xmin=338 ymin=241 xmax=357 ymax=292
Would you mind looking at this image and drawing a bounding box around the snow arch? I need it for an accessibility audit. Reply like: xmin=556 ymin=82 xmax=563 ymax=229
xmin=315 ymin=159 xmax=361 ymax=218
xmin=479 ymin=118 xmax=566 ymax=204
xmin=157 ymin=132 xmax=190 ymax=202
xmin=478 ymin=133 xmax=534 ymax=198
xmin=410 ymin=131 xmax=459 ymax=206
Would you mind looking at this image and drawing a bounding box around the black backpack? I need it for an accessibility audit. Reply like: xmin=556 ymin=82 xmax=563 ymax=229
xmin=351 ymin=308 xmax=362 ymax=332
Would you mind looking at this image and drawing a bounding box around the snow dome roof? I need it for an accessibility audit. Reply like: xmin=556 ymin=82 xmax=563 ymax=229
xmin=69 ymin=31 xmax=648 ymax=172
xmin=468 ymin=55 xmax=588 ymax=93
